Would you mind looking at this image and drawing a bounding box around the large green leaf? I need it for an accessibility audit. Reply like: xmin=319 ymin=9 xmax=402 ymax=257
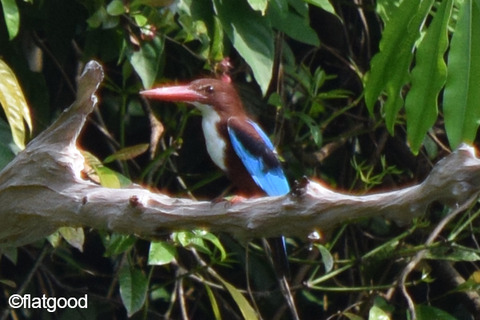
xmin=119 ymin=264 xmax=148 ymax=317
xmin=213 ymin=0 xmax=274 ymax=95
xmin=129 ymin=36 xmax=164 ymax=89
xmin=0 ymin=59 xmax=33 ymax=149
xmin=405 ymin=0 xmax=453 ymax=154
xmin=268 ymin=0 xmax=320 ymax=46
xmin=148 ymin=241 xmax=177 ymax=265
xmin=1 ymin=0 xmax=20 ymax=40
xmin=443 ymin=0 xmax=480 ymax=148
xmin=364 ymin=0 xmax=434 ymax=132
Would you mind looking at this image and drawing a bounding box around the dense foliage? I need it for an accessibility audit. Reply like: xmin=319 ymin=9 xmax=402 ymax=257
xmin=1 ymin=0 xmax=480 ymax=319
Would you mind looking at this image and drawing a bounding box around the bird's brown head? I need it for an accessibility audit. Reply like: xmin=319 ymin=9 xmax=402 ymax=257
xmin=141 ymin=78 xmax=245 ymax=117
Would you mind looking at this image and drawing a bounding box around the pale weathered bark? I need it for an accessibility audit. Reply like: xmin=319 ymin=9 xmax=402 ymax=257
xmin=1 ymin=61 xmax=479 ymax=247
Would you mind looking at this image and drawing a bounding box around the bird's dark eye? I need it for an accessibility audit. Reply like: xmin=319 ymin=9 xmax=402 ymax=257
xmin=204 ymin=85 xmax=214 ymax=94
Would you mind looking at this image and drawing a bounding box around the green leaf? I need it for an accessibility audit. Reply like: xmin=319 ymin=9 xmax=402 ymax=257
xmin=119 ymin=264 xmax=148 ymax=317
xmin=104 ymin=143 xmax=149 ymax=163
xmin=106 ymin=0 xmax=125 ymax=16
xmin=1 ymin=0 xmax=20 ymax=40
xmin=0 ymin=279 xmax=16 ymax=288
xmin=268 ymin=1 xmax=320 ymax=46
xmin=129 ymin=36 xmax=164 ymax=89
xmin=213 ymin=0 xmax=274 ymax=95
xmin=217 ymin=277 xmax=258 ymax=320
xmin=405 ymin=0 xmax=453 ymax=154
xmin=443 ymin=0 xmax=480 ymax=148
xmin=304 ymin=0 xmax=340 ymax=20
xmin=0 ymin=59 xmax=33 ymax=149
xmin=194 ymin=230 xmax=227 ymax=261
xmin=148 ymin=241 xmax=177 ymax=265
xmin=425 ymin=244 xmax=480 ymax=261
xmin=103 ymin=234 xmax=137 ymax=257
xmin=375 ymin=0 xmax=403 ymax=24
xmin=368 ymin=296 xmax=394 ymax=320
xmin=247 ymin=0 xmax=268 ymax=15
xmin=364 ymin=0 xmax=434 ymax=132
xmin=1 ymin=246 xmax=17 ymax=265
xmin=205 ymin=284 xmax=222 ymax=320
xmin=95 ymin=165 xmax=132 ymax=188
xmin=415 ymin=304 xmax=457 ymax=320
xmin=58 ymin=227 xmax=85 ymax=252
xmin=0 ymin=118 xmax=16 ymax=170
xmin=315 ymin=244 xmax=334 ymax=273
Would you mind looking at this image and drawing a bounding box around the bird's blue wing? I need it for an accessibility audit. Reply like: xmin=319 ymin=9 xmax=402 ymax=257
xmin=227 ymin=118 xmax=289 ymax=196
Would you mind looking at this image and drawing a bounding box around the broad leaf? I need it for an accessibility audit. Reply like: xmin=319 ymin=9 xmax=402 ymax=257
xmin=58 ymin=227 xmax=85 ymax=252
xmin=364 ymin=0 xmax=434 ymax=132
xmin=119 ymin=264 xmax=148 ymax=317
xmin=213 ymin=0 xmax=274 ymax=95
xmin=1 ymin=0 xmax=20 ymax=40
xmin=129 ymin=36 xmax=164 ymax=89
xmin=268 ymin=1 xmax=320 ymax=46
xmin=148 ymin=241 xmax=177 ymax=265
xmin=0 ymin=59 xmax=33 ymax=149
xmin=405 ymin=0 xmax=453 ymax=154
xmin=443 ymin=0 xmax=480 ymax=148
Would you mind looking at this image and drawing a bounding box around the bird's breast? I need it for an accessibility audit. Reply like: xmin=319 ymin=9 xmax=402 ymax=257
xmin=201 ymin=111 xmax=227 ymax=172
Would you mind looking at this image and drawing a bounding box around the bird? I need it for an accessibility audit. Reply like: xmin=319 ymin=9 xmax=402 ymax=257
xmin=141 ymin=78 xmax=299 ymax=319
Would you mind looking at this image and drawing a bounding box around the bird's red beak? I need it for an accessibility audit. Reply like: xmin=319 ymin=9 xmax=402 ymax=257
xmin=140 ymin=85 xmax=204 ymax=102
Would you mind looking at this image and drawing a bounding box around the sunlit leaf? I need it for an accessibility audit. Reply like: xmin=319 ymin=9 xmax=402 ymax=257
xmin=58 ymin=226 xmax=85 ymax=252
xmin=0 ymin=59 xmax=33 ymax=149
xmin=405 ymin=0 xmax=453 ymax=154
xmin=443 ymin=0 xmax=480 ymax=148
xmin=1 ymin=0 xmax=20 ymax=40
xmin=193 ymin=230 xmax=227 ymax=261
xmin=119 ymin=264 xmax=148 ymax=317
xmin=316 ymin=244 xmax=334 ymax=273
xmin=217 ymin=277 xmax=258 ymax=320
xmin=368 ymin=296 xmax=393 ymax=320
xmin=247 ymin=0 xmax=268 ymax=15
xmin=304 ymin=0 xmax=340 ymax=20
xmin=364 ymin=0 xmax=434 ymax=132
xmin=148 ymin=241 xmax=177 ymax=265
xmin=205 ymin=284 xmax=222 ymax=320
xmin=213 ymin=0 xmax=274 ymax=95
xmin=376 ymin=0 xmax=403 ymax=24
xmin=104 ymin=143 xmax=149 ymax=163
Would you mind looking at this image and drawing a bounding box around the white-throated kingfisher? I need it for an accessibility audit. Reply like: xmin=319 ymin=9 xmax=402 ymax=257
xmin=141 ymin=78 xmax=298 ymax=319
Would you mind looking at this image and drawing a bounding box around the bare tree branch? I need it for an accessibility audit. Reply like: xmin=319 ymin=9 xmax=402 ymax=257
xmin=1 ymin=61 xmax=480 ymax=247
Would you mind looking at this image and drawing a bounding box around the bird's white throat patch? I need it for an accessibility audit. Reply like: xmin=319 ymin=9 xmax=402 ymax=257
xmin=193 ymin=102 xmax=227 ymax=171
